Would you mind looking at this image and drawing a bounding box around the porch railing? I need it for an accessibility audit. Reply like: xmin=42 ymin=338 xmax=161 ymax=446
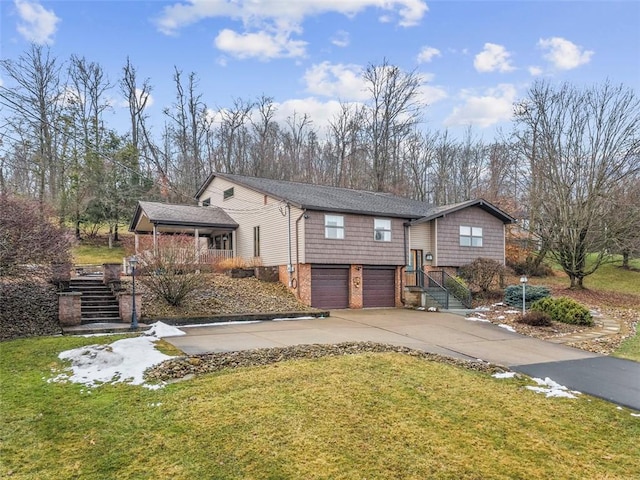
xmin=133 ymin=248 xmax=234 ymax=269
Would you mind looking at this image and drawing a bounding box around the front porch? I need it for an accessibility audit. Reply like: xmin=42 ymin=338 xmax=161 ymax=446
xmin=129 ymin=201 xmax=239 ymax=266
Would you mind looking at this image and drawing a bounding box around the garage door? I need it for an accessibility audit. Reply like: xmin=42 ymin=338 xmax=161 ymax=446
xmin=363 ymin=266 xmax=396 ymax=308
xmin=311 ymin=266 xmax=350 ymax=309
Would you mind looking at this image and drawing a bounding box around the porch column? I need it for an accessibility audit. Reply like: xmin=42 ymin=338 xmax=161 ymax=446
xmin=194 ymin=228 xmax=200 ymax=264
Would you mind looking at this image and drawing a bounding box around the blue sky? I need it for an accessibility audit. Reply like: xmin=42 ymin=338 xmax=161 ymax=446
xmin=1 ymin=0 xmax=639 ymax=139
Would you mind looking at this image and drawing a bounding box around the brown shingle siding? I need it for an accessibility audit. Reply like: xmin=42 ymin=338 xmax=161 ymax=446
xmin=436 ymin=207 xmax=505 ymax=267
xmin=305 ymin=212 xmax=405 ymax=265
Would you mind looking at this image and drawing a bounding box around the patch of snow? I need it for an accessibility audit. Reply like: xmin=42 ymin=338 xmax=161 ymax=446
xmin=273 ymin=316 xmax=315 ymax=322
xmin=475 ymin=306 xmax=491 ymax=311
xmin=525 ymin=377 xmax=581 ymax=399
xmin=416 ymin=307 xmax=426 ymax=311
xmin=496 ymin=315 xmax=506 ymax=320
xmin=492 ymin=371 xmax=517 ymax=379
xmin=466 ymin=316 xmax=491 ymax=323
xmin=475 ymin=312 xmax=486 ymax=318
xmin=499 ymin=324 xmax=516 ymax=332
xmin=145 ymin=321 xmax=185 ymax=338
xmin=182 ymin=320 xmax=261 ymax=328
xmin=504 ymin=310 xmax=520 ymax=314
xmin=49 ymin=322 xmax=184 ymax=390
xmin=427 ymin=307 xmax=438 ymax=312
xmin=631 ymin=413 xmax=640 ymax=418
xmin=491 ymin=302 xmax=504 ymax=307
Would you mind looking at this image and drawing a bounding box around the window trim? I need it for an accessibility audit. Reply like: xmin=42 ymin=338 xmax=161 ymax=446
xmin=374 ymin=218 xmax=392 ymax=242
xmin=223 ymin=187 xmax=234 ymax=200
xmin=459 ymin=225 xmax=483 ymax=247
xmin=324 ymin=214 xmax=345 ymax=240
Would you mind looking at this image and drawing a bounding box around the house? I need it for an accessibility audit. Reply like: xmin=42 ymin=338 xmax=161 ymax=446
xmin=130 ymin=173 xmax=514 ymax=310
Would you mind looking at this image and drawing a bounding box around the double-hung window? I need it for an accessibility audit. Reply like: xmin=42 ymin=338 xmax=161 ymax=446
xmin=325 ymin=215 xmax=344 ymax=239
xmin=374 ymin=218 xmax=392 ymax=242
xmin=460 ymin=226 xmax=483 ymax=247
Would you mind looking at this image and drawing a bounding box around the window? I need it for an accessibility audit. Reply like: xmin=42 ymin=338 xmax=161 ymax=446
xmin=223 ymin=187 xmax=234 ymax=200
xmin=374 ymin=218 xmax=392 ymax=242
xmin=253 ymin=226 xmax=260 ymax=257
xmin=201 ymin=198 xmax=211 ymax=206
xmin=460 ymin=226 xmax=483 ymax=247
xmin=325 ymin=215 xmax=344 ymax=239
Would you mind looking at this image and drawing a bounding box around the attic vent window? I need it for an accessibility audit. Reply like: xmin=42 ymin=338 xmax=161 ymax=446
xmin=223 ymin=187 xmax=234 ymax=200
xmin=202 ymin=198 xmax=211 ymax=206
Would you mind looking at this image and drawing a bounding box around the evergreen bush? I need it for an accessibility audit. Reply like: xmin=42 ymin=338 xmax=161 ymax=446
xmin=504 ymin=285 xmax=550 ymax=307
xmin=530 ymin=297 xmax=593 ymax=326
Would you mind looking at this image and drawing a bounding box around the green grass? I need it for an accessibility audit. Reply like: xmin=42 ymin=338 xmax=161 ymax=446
xmin=73 ymin=244 xmax=126 ymax=264
xmin=1 ymin=336 xmax=639 ymax=479
xmin=543 ymin=255 xmax=640 ymax=296
xmin=615 ymin=332 xmax=640 ymax=362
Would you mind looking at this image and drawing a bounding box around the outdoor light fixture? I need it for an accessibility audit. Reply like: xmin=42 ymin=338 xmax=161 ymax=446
xmin=520 ymin=275 xmax=528 ymax=316
xmin=129 ymin=256 xmax=139 ymax=329
xmin=425 ymin=252 xmax=433 ymax=262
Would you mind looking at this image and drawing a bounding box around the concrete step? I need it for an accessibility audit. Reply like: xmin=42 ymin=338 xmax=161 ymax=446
xmin=81 ymin=316 xmax=123 ymax=324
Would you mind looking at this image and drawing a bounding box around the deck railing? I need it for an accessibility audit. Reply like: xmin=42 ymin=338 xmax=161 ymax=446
xmin=405 ymin=269 xmax=473 ymax=309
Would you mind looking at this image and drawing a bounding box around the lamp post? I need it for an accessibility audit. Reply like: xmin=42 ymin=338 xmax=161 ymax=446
xmin=129 ymin=256 xmax=139 ymax=329
xmin=520 ymin=275 xmax=528 ymax=317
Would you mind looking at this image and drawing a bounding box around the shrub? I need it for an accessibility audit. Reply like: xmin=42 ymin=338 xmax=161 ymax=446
xmin=445 ymin=276 xmax=470 ymax=303
xmin=517 ymin=311 xmax=552 ymax=327
xmin=0 ymin=194 xmax=74 ymax=276
xmin=507 ymin=258 xmax=553 ymax=277
xmin=137 ymin=246 xmax=207 ymax=307
xmin=458 ymin=258 xmax=506 ymax=293
xmin=215 ymin=256 xmax=263 ymax=272
xmin=504 ymin=285 xmax=550 ymax=307
xmin=531 ymin=297 xmax=593 ymax=326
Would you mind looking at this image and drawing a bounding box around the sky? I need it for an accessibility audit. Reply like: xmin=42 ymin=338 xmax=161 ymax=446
xmin=1 ymin=0 xmax=639 ymax=140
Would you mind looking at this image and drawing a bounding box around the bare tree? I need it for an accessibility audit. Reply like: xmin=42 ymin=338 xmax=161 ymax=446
xmin=362 ymin=59 xmax=424 ymax=191
xmin=0 ymin=45 xmax=63 ymax=205
xmin=514 ymin=81 xmax=640 ymax=288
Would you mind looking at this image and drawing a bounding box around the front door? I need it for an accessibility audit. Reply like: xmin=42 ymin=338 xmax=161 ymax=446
xmin=408 ymin=249 xmax=423 ymax=287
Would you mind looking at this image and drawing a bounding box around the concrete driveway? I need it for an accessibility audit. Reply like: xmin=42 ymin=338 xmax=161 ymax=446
xmin=164 ymin=308 xmax=640 ymax=410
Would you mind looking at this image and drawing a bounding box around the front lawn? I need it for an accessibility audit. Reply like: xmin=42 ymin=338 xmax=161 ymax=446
xmin=1 ymin=335 xmax=638 ymax=479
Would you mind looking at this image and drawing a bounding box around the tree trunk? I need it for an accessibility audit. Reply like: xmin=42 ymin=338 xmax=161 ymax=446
xmin=622 ymin=251 xmax=630 ymax=269
xmin=569 ymin=275 xmax=585 ymax=289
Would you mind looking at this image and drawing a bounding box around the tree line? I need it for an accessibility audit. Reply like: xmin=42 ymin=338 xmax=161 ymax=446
xmin=1 ymin=44 xmax=639 ymax=287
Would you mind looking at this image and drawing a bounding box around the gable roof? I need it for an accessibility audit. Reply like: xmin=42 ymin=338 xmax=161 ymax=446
xmin=409 ymin=199 xmax=515 ymax=224
xmin=197 ymin=172 xmax=434 ymax=219
xmin=129 ymin=201 xmax=238 ymax=233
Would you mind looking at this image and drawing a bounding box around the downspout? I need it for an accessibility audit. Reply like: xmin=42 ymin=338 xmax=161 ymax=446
xmin=295 ymin=209 xmax=307 ymax=293
xmin=287 ymin=203 xmax=293 ymax=287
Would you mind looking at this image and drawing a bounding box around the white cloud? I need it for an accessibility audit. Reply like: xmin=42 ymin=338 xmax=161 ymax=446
xmin=14 ymin=0 xmax=60 ymax=45
xmin=273 ymin=97 xmax=346 ymax=129
xmin=304 ymin=62 xmax=369 ymax=101
xmin=155 ymin=0 xmax=427 ymax=35
xmin=474 ymin=43 xmax=515 ymax=73
xmin=331 ymin=30 xmax=350 ymax=48
xmin=417 ymin=83 xmax=448 ymax=106
xmin=444 ymin=84 xmax=517 ymax=128
xmin=538 ymin=37 xmax=594 ymax=70
xmin=417 ymin=46 xmax=441 ymax=63
xmin=528 ymin=66 xmax=543 ymax=76
xmin=214 ymin=28 xmax=307 ymax=60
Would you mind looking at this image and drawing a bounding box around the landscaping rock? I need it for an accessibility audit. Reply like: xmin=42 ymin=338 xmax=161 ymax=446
xmin=145 ymin=342 xmax=507 ymax=382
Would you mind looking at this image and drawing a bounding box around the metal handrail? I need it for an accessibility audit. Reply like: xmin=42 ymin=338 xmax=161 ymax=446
xmin=405 ymin=268 xmax=473 ymax=309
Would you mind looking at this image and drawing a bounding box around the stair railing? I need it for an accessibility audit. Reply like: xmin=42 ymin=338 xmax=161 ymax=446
xmin=405 ymin=268 xmax=473 ymax=309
